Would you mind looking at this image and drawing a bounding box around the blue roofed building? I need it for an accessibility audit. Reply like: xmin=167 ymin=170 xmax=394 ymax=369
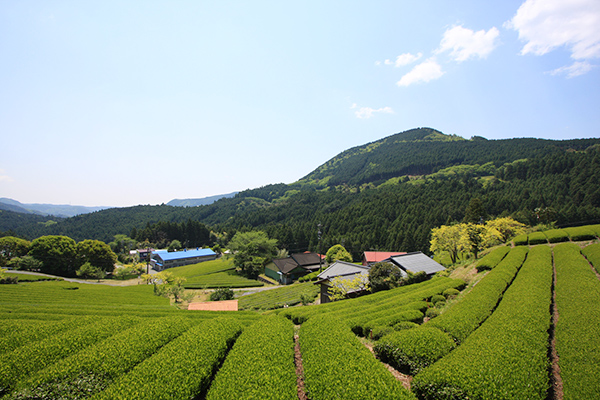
xmin=150 ymin=248 xmax=217 ymax=271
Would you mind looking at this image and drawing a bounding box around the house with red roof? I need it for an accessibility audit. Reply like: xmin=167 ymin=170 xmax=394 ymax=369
xmin=362 ymin=251 xmax=407 ymax=266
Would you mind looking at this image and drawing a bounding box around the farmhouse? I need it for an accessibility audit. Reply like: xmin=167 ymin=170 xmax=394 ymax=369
xmin=388 ymin=251 xmax=446 ymax=277
xmin=150 ymin=248 xmax=217 ymax=271
xmin=315 ymin=261 xmax=371 ymax=304
xmin=265 ymin=252 xmax=324 ymax=284
xmin=362 ymin=251 xmax=406 ymax=266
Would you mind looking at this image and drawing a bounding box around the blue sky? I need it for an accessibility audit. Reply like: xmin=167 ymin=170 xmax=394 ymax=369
xmin=1 ymin=1 xmax=599 ymax=207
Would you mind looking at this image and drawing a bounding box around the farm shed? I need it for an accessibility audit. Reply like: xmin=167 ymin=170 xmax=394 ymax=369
xmin=265 ymin=252 xmax=324 ymax=284
xmin=315 ymin=261 xmax=371 ymax=304
xmin=389 ymin=251 xmax=445 ymax=277
xmin=362 ymin=251 xmax=407 ymax=266
xmin=150 ymin=248 xmax=217 ymax=271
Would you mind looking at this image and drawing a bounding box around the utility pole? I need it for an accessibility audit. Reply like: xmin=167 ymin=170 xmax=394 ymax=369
xmin=318 ymin=223 xmax=323 ymax=271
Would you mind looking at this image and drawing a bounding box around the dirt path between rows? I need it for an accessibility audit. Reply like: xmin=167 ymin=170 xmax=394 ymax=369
xmin=549 ymin=258 xmax=564 ymax=400
xmin=294 ymin=328 xmax=308 ymax=400
xmin=363 ymin=341 xmax=412 ymax=391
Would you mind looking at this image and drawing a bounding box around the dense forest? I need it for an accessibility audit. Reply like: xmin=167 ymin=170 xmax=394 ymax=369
xmin=2 ymin=129 xmax=600 ymax=259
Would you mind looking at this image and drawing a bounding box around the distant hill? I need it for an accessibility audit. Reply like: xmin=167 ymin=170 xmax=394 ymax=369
xmin=0 ymin=198 xmax=111 ymax=218
xmin=2 ymin=128 xmax=599 ymax=256
xmin=167 ymin=192 xmax=239 ymax=207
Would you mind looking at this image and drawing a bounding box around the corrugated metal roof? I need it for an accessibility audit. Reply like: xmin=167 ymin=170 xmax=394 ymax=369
xmin=390 ymin=252 xmax=445 ymax=275
xmin=153 ymin=248 xmax=216 ymax=262
xmin=317 ymin=261 xmax=370 ymax=280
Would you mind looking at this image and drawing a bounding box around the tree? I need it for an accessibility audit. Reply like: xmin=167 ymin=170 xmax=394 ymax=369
xmin=152 ymin=271 xmax=192 ymax=303
xmin=0 ymin=236 xmax=30 ymax=267
xmin=76 ymin=240 xmax=118 ymax=272
xmin=76 ymin=262 xmax=106 ymax=281
xmin=369 ymin=262 xmax=403 ymax=292
xmin=29 ymin=235 xmax=78 ymax=277
xmin=465 ymin=223 xmax=486 ymax=259
xmin=463 ymin=197 xmax=486 ymax=224
xmin=7 ymin=255 xmax=42 ymax=271
xmin=430 ymin=224 xmax=467 ymax=264
xmin=227 ymin=231 xmax=278 ymax=279
xmin=325 ymin=244 xmax=353 ymax=264
xmin=327 ymin=274 xmax=370 ymax=301
xmin=485 ymin=217 xmax=526 ymax=243
xmin=210 ymin=287 xmax=234 ymax=301
xmin=167 ymin=240 xmax=182 ymax=252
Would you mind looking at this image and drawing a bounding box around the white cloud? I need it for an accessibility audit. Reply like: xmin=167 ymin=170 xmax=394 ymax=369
xmin=507 ymin=0 xmax=600 ymax=60
xmin=0 ymin=169 xmax=13 ymax=183
xmin=397 ymin=58 xmax=445 ymax=86
xmin=549 ymin=61 xmax=594 ymax=77
xmin=394 ymin=52 xmax=423 ymax=67
xmin=437 ymin=25 xmax=500 ymax=62
xmin=351 ymin=104 xmax=394 ymax=119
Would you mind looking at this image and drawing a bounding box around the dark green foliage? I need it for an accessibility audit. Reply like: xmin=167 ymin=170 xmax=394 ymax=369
xmin=28 ymin=236 xmax=78 ymax=277
xmin=0 ymin=237 xmax=30 ymax=267
xmin=75 ymin=240 xmax=117 ymax=272
xmin=374 ymin=327 xmax=455 ymax=375
xmin=209 ymin=287 xmax=234 ymax=301
xmin=369 ymin=261 xmax=404 ymax=292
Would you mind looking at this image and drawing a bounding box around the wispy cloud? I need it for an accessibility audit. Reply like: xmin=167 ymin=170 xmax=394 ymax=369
xmin=506 ymin=0 xmax=600 ymax=75
xmin=437 ymin=25 xmax=500 ymax=62
xmin=351 ymin=104 xmax=394 ymax=119
xmin=0 ymin=169 xmax=13 ymax=183
xmin=386 ymin=52 xmax=423 ymax=67
xmin=397 ymin=58 xmax=445 ymax=86
xmin=549 ymin=61 xmax=595 ymax=78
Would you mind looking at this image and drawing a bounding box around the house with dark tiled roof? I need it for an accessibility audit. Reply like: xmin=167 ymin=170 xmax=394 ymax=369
xmin=265 ymin=252 xmax=324 ymax=284
xmin=315 ymin=261 xmax=371 ymax=304
xmin=388 ymin=251 xmax=445 ymax=277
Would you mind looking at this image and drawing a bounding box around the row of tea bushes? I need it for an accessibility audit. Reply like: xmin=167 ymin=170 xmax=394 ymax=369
xmin=281 ymin=277 xmax=465 ymax=326
xmin=374 ymin=326 xmax=455 ymax=375
xmin=427 ymin=246 xmax=529 ymax=343
xmin=475 ymin=246 xmax=510 ymax=271
xmin=10 ymin=316 xmax=193 ymax=399
xmin=582 ymin=242 xmax=600 ymax=274
xmin=0 ymin=317 xmax=94 ymax=356
xmin=206 ymin=315 xmax=297 ymax=400
xmin=512 ymin=224 xmax=600 ymax=246
xmin=413 ymin=245 xmax=553 ymax=400
xmin=0 ymin=316 xmax=138 ymax=395
xmin=93 ymin=318 xmax=242 ymax=400
xmin=237 ymin=281 xmax=319 ymax=310
xmin=299 ymin=316 xmax=416 ymax=400
xmin=554 ymin=243 xmax=600 ymax=400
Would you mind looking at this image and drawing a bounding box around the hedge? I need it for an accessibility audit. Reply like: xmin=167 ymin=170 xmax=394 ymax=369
xmin=206 ymin=315 xmax=297 ymax=400
xmin=475 ymin=246 xmax=510 ymax=272
xmin=93 ymin=318 xmax=242 ymax=400
xmin=512 ymin=233 xmax=528 ymax=246
xmin=554 ymin=243 xmax=600 ymax=400
xmin=543 ymin=228 xmax=570 ymax=243
xmin=299 ymin=316 xmax=415 ymax=400
xmin=527 ymin=231 xmax=548 ymax=245
xmin=374 ymin=326 xmax=455 ymax=375
xmin=564 ymin=226 xmax=598 ymax=241
xmin=582 ymin=243 xmax=600 ymax=274
xmin=413 ymin=245 xmax=553 ymax=400
xmin=427 ymin=246 xmax=529 ymax=343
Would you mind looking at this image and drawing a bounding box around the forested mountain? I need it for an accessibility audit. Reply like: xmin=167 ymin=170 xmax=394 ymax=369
xmin=167 ymin=192 xmax=239 ymax=207
xmin=0 ymin=198 xmax=110 ymax=218
xmin=2 ymin=128 xmax=600 ymax=258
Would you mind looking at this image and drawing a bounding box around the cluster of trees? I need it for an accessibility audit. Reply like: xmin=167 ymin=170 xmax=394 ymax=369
xmin=430 ymin=217 xmax=526 ymax=263
xmin=131 ymin=220 xmax=213 ymax=250
xmin=0 ymin=235 xmax=117 ymax=278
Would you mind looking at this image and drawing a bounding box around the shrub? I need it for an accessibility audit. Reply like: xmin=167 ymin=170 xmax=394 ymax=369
xmin=582 ymin=243 xmax=600 ymax=274
xmin=544 ymin=228 xmax=570 ymax=243
xmin=425 ymin=308 xmax=440 ymax=319
xmin=374 ymin=327 xmax=455 ymax=375
xmin=210 ymin=287 xmax=234 ymax=301
xmin=442 ymin=288 xmax=459 ymax=298
xmin=430 ymin=294 xmax=445 ymax=304
xmin=527 ymin=231 xmax=548 ymax=245
xmin=512 ymin=233 xmax=528 ymax=246
xmin=393 ymin=321 xmax=419 ymax=331
xmin=564 ymin=226 xmax=597 ymax=241
xmin=370 ymin=325 xmax=395 ymax=340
